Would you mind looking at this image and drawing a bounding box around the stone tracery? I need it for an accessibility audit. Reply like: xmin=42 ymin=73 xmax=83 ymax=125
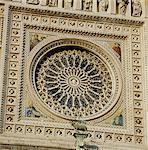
xmin=28 ymin=39 xmax=122 ymax=121
xmin=36 ymin=49 xmax=113 ymax=119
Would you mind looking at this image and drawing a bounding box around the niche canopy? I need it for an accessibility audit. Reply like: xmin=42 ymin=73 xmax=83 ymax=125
xmin=29 ymin=38 xmax=122 ymax=120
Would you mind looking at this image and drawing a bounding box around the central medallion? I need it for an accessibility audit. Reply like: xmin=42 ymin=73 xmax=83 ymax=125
xmin=58 ymin=67 xmax=89 ymax=96
xmin=68 ymin=76 xmax=80 ymax=87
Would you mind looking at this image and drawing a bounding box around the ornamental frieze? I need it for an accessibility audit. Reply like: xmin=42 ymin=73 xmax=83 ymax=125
xmin=4 ymin=0 xmax=143 ymax=18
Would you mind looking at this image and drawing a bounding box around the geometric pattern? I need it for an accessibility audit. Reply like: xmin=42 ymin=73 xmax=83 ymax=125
xmin=34 ymin=47 xmax=118 ymax=120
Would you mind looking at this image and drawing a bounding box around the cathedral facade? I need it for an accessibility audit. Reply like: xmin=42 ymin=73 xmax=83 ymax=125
xmin=0 ymin=0 xmax=147 ymax=149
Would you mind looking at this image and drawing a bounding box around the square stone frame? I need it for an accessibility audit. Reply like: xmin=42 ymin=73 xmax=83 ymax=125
xmin=0 ymin=3 xmax=146 ymax=150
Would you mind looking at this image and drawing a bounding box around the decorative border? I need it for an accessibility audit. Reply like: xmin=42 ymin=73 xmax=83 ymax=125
xmin=0 ymin=4 xmax=145 ymax=149
xmin=0 ymin=4 xmax=4 ymax=133
xmin=8 ymin=4 xmax=144 ymax=26
xmin=27 ymin=38 xmax=122 ymax=121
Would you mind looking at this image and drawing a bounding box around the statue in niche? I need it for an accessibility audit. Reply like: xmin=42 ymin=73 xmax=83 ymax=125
xmin=27 ymin=0 xmax=40 ymax=5
xmin=83 ymin=0 xmax=93 ymax=12
xmin=131 ymin=0 xmax=142 ymax=17
xmin=117 ymin=0 xmax=129 ymax=15
xmin=64 ymin=0 xmax=73 ymax=9
xmin=48 ymin=0 xmax=58 ymax=7
xmin=98 ymin=0 xmax=109 ymax=12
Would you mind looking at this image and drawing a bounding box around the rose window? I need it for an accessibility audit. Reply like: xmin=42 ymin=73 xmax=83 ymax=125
xmin=28 ymin=39 xmax=122 ymax=120
xmin=35 ymin=49 xmax=115 ymax=120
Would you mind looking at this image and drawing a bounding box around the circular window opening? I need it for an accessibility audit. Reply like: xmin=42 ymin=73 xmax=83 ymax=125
xmin=29 ymin=39 xmax=122 ymax=120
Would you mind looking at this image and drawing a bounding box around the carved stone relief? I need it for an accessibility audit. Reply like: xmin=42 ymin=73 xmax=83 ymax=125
xmin=117 ymin=0 xmax=129 ymax=15
xmin=83 ymin=0 xmax=93 ymax=11
xmin=131 ymin=0 xmax=142 ymax=17
xmin=25 ymin=0 xmax=143 ymax=17
xmin=64 ymin=0 xmax=73 ymax=9
xmin=27 ymin=0 xmax=40 ymax=5
xmin=98 ymin=0 xmax=109 ymax=12
xmin=48 ymin=0 xmax=58 ymax=7
xmin=0 ymin=1 xmax=146 ymax=149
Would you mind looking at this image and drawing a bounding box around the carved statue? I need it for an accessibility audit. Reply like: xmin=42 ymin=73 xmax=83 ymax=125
xmin=131 ymin=0 xmax=142 ymax=17
xmin=83 ymin=0 xmax=93 ymax=12
xmin=72 ymin=121 xmax=88 ymax=150
xmin=98 ymin=0 xmax=109 ymax=12
xmin=27 ymin=0 xmax=40 ymax=5
xmin=117 ymin=0 xmax=129 ymax=15
xmin=64 ymin=0 xmax=73 ymax=9
xmin=48 ymin=0 xmax=58 ymax=7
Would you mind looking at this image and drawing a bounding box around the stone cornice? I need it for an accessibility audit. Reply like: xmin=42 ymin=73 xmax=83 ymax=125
xmin=24 ymin=24 xmax=127 ymax=40
xmin=8 ymin=4 xmax=144 ymax=26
